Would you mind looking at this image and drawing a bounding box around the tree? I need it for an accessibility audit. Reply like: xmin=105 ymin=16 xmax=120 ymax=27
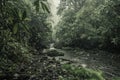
xmin=55 ymin=0 xmax=120 ymax=51
xmin=0 ymin=0 xmax=51 ymax=74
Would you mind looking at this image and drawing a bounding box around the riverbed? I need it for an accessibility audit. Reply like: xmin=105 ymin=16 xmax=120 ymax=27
xmin=55 ymin=48 xmax=120 ymax=79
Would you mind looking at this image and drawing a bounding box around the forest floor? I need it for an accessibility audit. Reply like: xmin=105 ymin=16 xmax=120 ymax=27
xmin=55 ymin=48 xmax=120 ymax=79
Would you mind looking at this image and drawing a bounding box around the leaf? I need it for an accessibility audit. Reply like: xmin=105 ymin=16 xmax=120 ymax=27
xmin=41 ymin=1 xmax=50 ymax=13
xmin=33 ymin=0 xmax=50 ymax=13
xmin=13 ymin=24 xmax=18 ymax=34
xmin=22 ymin=10 xmax=27 ymax=20
xmin=24 ymin=25 xmax=29 ymax=33
xmin=24 ymin=18 xmax=31 ymax=21
xmin=21 ymin=23 xmax=29 ymax=33
xmin=34 ymin=0 xmax=40 ymax=12
xmin=18 ymin=10 xmax=22 ymax=20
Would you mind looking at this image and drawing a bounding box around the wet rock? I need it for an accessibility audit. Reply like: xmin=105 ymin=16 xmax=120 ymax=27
xmin=46 ymin=49 xmax=64 ymax=57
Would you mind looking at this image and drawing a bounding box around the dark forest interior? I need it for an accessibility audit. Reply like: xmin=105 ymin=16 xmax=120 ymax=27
xmin=0 ymin=0 xmax=120 ymax=80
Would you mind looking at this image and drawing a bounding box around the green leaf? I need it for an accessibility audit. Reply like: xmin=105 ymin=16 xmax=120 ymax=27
xmin=34 ymin=0 xmax=40 ymax=12
xmin=41 ymin=1 xmax=50 ymax=13
xmin=24 ymin=18 xmax=31 ymax=21
xmin=13 ymin=24 xmax=18 ymax=34
xmin=22 ymin=10 xmax=27 ymax=20
xmin=21 ymin=23 xmax=29 ymax=33
xmin=18 ymin=10 xmax=22 ymax=20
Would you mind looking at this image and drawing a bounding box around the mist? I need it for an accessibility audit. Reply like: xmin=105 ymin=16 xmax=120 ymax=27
xmin=48 ymin=0 xmax=60 ymax=40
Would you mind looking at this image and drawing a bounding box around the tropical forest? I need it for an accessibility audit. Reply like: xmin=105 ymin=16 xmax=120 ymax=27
xmin=0 ymin=0 xmax=120 ymax=80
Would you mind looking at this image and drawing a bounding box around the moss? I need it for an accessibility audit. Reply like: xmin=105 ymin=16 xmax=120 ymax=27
xmin=61 ymin=64 xmax=105 ymax=80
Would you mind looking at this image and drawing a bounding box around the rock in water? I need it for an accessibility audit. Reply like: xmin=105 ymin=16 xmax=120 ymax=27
xmin=46 ymin=49 xmax=64 ymax=57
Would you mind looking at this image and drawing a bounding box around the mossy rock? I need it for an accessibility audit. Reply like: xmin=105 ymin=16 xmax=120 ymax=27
xmin=46 ymin=49 xmax=64 ymax=57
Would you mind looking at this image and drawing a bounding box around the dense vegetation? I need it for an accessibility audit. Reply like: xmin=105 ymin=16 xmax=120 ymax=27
xmin=0 ymin=0 xmax=120 ymax=80
xmin=55 ymin=0 xmax=120 ymax=51
xmin=0 ymin=0 xmax=52 ymax=78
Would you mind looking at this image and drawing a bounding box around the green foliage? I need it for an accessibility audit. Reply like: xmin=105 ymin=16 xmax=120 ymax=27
xmin=60 ymin=64 xmax=105 ymax=80
xmin=0 ymin=0 xmax=51 ymax=76
xmin=34 ymin=0 xmax=50 ymax=13
xmin=55 ymin=0 xmax=120 ymax=51
xmin=0 ymin=0 xmax=119 ymax=79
